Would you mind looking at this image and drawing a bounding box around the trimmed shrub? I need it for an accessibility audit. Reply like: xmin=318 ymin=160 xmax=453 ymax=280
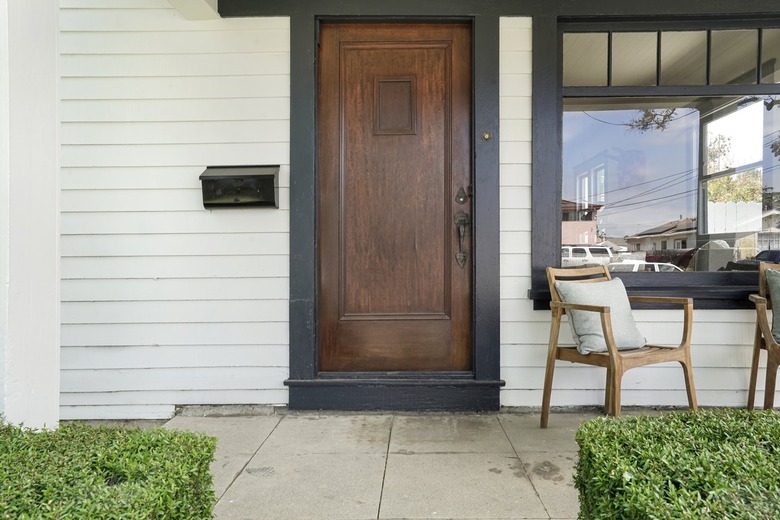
xmin=576 ymin=410 xmax=780 ymax=519
xmin=0 ymin=422 xmax=216 ymax=519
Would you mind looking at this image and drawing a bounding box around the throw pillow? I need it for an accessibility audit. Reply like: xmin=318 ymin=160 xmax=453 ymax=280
xmin=765 ymin=268 xmax=780 ymax=342
xmin=555 ymin=277 xmax=647 ymax=354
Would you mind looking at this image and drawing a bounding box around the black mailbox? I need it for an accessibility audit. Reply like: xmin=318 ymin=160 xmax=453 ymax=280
xmin=199 ymin=165 xmax=279 ymax=208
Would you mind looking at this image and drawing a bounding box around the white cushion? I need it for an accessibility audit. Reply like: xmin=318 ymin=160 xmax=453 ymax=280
xmin=555 ymin=277 xmax=646 ymax=354
xmin=765 ymin=268 xmax=780 ymax=342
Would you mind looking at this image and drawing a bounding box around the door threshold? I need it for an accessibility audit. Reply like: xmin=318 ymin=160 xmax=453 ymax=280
xmin=316 ymin=371 xmax=475 ymax=380
xmin=285 ymin=376 xmax=504 ymax=411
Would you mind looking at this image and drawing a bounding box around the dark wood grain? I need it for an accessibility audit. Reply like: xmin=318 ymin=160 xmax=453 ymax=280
xmin=318 ymin=23 xmax=472 ymax=371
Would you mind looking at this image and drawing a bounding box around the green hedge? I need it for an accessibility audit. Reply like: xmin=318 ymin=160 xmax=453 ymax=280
xmin=0 ymin=422 xmax=216 ymax=519
xmin=575 ymin=410 xmax=780 ymax=519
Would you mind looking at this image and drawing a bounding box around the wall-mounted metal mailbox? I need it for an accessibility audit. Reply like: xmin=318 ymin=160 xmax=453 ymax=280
xmin=200 ymin=165 xmax=279 ymax=208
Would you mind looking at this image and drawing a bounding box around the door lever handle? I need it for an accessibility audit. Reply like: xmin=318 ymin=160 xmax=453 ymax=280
xmin=454 ymin=210 xmax=470 ymax=269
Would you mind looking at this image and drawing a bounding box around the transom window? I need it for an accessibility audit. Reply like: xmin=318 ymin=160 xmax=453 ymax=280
xmin=561 ymin=21 xmax=780 ymax=274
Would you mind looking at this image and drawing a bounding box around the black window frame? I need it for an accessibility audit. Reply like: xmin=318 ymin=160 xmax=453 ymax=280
xmin=530 ymin=16 xmax=780 ymax=310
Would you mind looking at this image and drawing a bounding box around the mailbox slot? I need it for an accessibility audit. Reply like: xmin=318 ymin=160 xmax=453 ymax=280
xmin=200 ymin=165 xmax=279 ymax=208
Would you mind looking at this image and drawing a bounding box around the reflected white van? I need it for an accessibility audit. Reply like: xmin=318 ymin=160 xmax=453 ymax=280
xmin=560 ymin=245 xmax=613 ymax=267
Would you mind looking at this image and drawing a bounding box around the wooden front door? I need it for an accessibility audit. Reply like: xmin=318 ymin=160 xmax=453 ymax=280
xmin=317 ymin=23 xmax=472 ymax=372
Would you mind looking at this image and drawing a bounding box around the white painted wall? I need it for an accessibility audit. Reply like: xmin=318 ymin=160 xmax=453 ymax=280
xmin=0 ymin=0 xmax=8 ymax=418
xmin=0 ymin=1 xmax=61 ymax=428
xmin=54 ymin=6 xmax=772 ymax=420
xmin=498 ymin=17 xmax=773 ymax=410
xmin=59 ymin=1 xmax=290 ymax=419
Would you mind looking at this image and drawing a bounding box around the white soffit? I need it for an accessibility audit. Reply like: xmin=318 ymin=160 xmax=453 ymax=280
xmin=167 ymin=0 xmax=219 ymax=20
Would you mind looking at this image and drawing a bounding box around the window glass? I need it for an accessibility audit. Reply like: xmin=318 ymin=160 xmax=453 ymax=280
xmin=710 ymin=30 xmax=758 ymax=85
xmin=612 ymin=32 xmax=657 ymax=86
xmin=563 ymin=33 xmax=608 ymax=86
xmin=562 ymin=95 xmax=780 ymax=272
xmin=660 ymin=31 xmax=707 ymax=85
xmin=762 ymin=29 xmax=780 ymax=84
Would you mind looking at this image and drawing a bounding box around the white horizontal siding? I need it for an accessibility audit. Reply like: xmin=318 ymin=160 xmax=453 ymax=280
xmin=62 ymin=278 xmax=290 ymax=301
xmin=497 ymin=17 xmax=776 ymax=409
xmin=60 ymin=1 xmax=290 ymax=419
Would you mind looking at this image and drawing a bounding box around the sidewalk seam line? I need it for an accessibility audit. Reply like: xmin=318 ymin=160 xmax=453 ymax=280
xmin=214 ymin=415 xmax=285 ymax=508
xmin=375 ymin=414 xmax=394 ymax=519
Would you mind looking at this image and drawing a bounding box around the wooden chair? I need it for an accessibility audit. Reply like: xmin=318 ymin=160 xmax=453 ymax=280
xmin=541 ymin=265 xmax=698 ymax=428
xmin=747 ymin=261 xmax=780 ymax=411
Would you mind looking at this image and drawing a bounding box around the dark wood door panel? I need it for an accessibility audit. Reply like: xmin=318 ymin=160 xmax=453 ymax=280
xmin=318 ymin=23 xmax=472 ymax=372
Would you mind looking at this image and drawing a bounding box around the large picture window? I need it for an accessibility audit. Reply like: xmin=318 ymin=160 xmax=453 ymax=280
xmin=561 ymin=24 xmax=780 ymax=276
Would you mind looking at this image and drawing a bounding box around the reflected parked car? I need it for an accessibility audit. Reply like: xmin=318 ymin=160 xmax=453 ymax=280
xmin=561 ymin=245 xmax=613 ymax=267
xmin=608 ymin=261 xmax=683 ymax=273
xmin=725 ymin=250 xmax=780 ymax=270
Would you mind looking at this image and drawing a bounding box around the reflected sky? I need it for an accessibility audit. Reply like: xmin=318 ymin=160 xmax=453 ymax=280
xmin=563 ymin=106 xmax=699 ymax=238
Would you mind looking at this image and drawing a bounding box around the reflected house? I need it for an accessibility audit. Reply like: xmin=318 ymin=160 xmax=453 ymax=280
xmin=561 ymin=199 xmax=603 ymax=244
xmin=757 ymin=209 xmax=780 ymax=251
xmin=625 ymin=218 xmax=697 ymax=252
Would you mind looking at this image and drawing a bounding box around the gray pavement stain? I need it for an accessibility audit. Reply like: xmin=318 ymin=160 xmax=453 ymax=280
xmin=533 ymin=460 xmax=564 ymax=482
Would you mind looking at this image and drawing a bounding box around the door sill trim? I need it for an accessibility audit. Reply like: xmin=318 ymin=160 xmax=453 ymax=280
xmin=285 ymin=377 xmax=505 ymax=411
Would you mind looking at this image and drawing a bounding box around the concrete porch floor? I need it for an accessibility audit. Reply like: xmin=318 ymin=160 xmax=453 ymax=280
xmin=164 ymin=411 xmax=601 ymax=520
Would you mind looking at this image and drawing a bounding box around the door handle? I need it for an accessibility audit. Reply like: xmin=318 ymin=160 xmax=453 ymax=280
xmin=454 ymin=210 xmax=470 ymax=269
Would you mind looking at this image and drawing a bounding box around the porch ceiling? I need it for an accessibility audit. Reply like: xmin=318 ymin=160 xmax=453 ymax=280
xmin=167 ymin=0 xmax=219 ymax=20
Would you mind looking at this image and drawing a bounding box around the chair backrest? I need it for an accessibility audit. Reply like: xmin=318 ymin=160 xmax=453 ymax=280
xmin=546 ymin=265 xmax=612 ymax=309
xmin=759 ymin=261 xmax=780 ymax=309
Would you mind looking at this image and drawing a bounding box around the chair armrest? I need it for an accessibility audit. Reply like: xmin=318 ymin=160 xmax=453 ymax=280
xmin=550 ymin=301 xmax=610 ymax=314
xmin=629 ymin=296 xmax=692 ymax=350
xmin=628 ymin=296 xmax=692 ymax=306
xmin=751 ymin=294 xmax=778 ymax=348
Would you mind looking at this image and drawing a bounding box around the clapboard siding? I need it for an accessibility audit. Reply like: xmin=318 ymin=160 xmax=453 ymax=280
xmin=62 ymin=345 xmax=289 ymax=369
xmin=61 ymin=98 xmax=290 ymax=122
xmin=60 ymin=405 xmax=175 ymax=420
xmin=60 ymin=1 xmax=290 ymax=418
xmin=61 ymin=323 xmax=289 ymax=348
xmin=61 ymin=367 xmax=289 ymax=393
xmin=61 ymin=233 xmax=289 ymax=257
xmin=61 ymin=30 xmax=289 ymax=54
xmin=498 ymin=17 xmax=773 ymax=409
xmin=60 ymin=53 xmax=290 ymax=77
xmin=61 ymin=256 xmax=289 ymax=279
xmin=61 ymin=143 xmax=290 ymax=167
xmin=62 ymin=121 xmax=290 ymax=145
xmin=61 ymin=188 xmax=290 ymax=211
xmin=61 ymin=210 xmax=291 ymax=234
xmin=60 ymin=390 xmax=289 ymax=407
xmin=62 ymin=278 xmax=290 ymax=301
xmin=62 ymin=300 xmax=289 ymax=324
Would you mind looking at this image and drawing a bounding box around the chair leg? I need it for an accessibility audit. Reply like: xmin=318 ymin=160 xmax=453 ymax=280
xmin=604 ymin=367 xmax=613 ymax=415
xmin=748 ymin=325 xmax=763 ymax=411
xmin=608 ymin=369 xmax=623 ymax=417
xmin=763 ymin=349 xmax=779 ymax=411
xmin=680 ymin=359 xmax=698 ymax=411
xmin=540 ymin=356 xmax=556 ymax=428
xmin=540 ymin=315 xmax=562 ymax=428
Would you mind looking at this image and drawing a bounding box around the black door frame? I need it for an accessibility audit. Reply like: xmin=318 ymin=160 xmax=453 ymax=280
xmin=219 ymin=0 xmax=780 ymax=409
xmin=222 ymin=1 xmax=504 ymax=410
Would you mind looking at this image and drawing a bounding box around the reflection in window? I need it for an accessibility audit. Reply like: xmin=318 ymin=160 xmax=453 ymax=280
xmin=661 ymin=31 xmax=707 ymax=85
xmin=612 ymin=32 xmax=657 ymax=86
xmin=710 ymin=30 xmax=758 ymax=85
xmin=563 ymin=33 xmax=608 ymax=87
xmin=562 ymin=96 xmax=780 ymax=272
xmin=763 ymin=29 xmax=780 ymax=83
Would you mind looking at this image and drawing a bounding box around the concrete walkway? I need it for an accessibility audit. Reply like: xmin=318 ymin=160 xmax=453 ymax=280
xmin=164 ymin=411 xmax=600 ymax=520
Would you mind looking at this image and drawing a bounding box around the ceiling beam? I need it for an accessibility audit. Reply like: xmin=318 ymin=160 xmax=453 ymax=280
xmin=167 ymin=0 xmax=219 ymax=20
